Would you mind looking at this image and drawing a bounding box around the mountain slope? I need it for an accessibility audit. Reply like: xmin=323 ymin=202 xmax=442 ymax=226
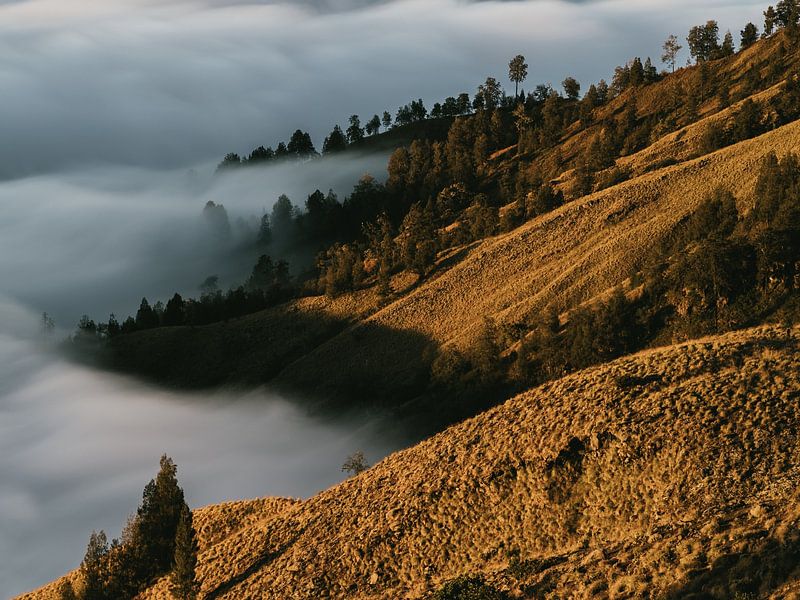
xmin=96 ymin=30 xmax=800 ymax=413
xmin=23 ymin=325 xmax=800 ymax=599
xmin=272 ymin=116 xmax=800 ymax=405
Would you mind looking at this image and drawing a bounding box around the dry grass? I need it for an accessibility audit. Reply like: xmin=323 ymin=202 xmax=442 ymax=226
xmin=274 ymin=115 xmax=800 ymax=398
xmin=23 ymin=33 xmax=800 ymax=599
xmin=23 ymin=326 xmax=800 ymax=599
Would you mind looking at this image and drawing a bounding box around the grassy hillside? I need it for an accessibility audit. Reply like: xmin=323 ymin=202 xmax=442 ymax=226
xmin=100 ymin=94 xmax=800 ymax=418
xmin=25 ymin=325 xmax=800 ymax=599
xmin=273 ymin=115 xmax=800 ymax=397
xmin=24 ymin=24 xmax=800 ymax=600
xmin=86 ymin=32 xmax=800 ymax=416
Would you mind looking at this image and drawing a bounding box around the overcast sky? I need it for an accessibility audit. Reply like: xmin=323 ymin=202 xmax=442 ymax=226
xmin=0 ymin=0 xmax=766 ymax=177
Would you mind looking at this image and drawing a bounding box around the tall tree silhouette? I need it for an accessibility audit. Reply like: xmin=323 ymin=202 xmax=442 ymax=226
xmin=508 ymin=54 xmax=528 ymax=98
xmin=135 ymin=455 xmax=186 ymax=578
xmin=661 ymin=35 xmax=682 ymax=72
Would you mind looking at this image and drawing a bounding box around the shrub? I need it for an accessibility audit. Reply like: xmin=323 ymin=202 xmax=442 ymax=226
xmin=433 ymin=575 xmax=508 ymax=600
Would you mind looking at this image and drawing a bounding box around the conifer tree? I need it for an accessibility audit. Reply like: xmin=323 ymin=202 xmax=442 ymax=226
xmin=764 ymin=5 xmax=777 ymax=36
xmin=322 ymin=125 xmax=348 ymax=154
xmin=508 ymin=54 xmax=528 ymax=98
xmin=81 ymin=531 xmax=109 ymax=600
xmin=170 ymin=505 xmax=199 ymax=600
xmin=662 ymin=35 xmax=682 ymax=72
xmin=741 ymin=22 xmax=759 ymax=48
xmin=135 ymin=455 xmax=186 ymax=580
xmin=562 ymin=76 xmax=581 ymax=100
xmin=721 ymin=30 xmax=736 ymax=57
xmin=346 ymin=115 xmax=365 ymax=144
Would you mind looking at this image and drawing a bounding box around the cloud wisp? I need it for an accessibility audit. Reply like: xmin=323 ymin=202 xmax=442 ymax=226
xmin=0 ymin=0 xmax=765 ymax=175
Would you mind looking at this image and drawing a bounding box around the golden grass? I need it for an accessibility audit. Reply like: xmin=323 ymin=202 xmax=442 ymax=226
xmin=22 ymin=33 xmax=800 ymax=599
xmin=274 ymin=115 xmax=800 ymax=396
xmin=24 ymin=326 xmax=800 ymax=599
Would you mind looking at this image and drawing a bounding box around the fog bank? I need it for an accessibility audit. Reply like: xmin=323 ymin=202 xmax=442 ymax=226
xmin=0 ymin=153 xmax=387 ymax=329
xmin=0 ymin=304 xmax=401 ymax=597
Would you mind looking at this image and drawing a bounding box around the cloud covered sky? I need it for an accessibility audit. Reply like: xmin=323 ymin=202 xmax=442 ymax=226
xmin=0 ymin=0 xmax=766 ymax=176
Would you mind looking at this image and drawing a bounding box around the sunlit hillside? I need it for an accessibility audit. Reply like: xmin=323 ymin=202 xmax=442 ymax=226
xmin=23 ymin=325 xmax=800 ymax=599
xmin=102 ymin=29 xmax=800 ymax=420
xmin=20 ymin=9 xmax=800 ymax=600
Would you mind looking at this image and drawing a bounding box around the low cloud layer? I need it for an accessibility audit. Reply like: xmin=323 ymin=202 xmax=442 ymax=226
xmin=0 ymin=304 xmax=402 ymax=597
xmin=0 ymin=153 xmax=388 ymax=327
xmin=0 ymin=0 xmax=764 ymax=175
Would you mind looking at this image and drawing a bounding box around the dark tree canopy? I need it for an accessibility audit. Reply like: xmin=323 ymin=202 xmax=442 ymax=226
xmin=365 ymin=114 xmax=382 ymax=136
xmin=81 ymin=531 xmax=109 ymax=600
xmin=346 ymin=115 xmax=365 ymax=144
xmin=287 ymin=129 xmax=317 ymax=158
xmin=765 ymin=5 xmax=778 ymax=35
xmin=687 ymin=20 xmax=721 ymax=62
xmin=741 ymin=22 xmax=759 ymax=47
xmin=662 ymin=34 xmax=683 ymax=72
xmin=508 ymin=54 xmax=528 ymax=97
xmin=216 ymin=152 xmax=241 ymax=171
xmin=135 ymin=456 xmax=186 ymax=577
xmin=721 ymin=30 xmax=736 ymax=57
xmin=170 ymin=505 xmax=199 ymax=600
xmin=476 ymin=77 xmax=503 ymax=110
xmin=562 ymin=76 xmax=581 ymax=100
xmin=271 ymin=194 xmax=295 ymax=242
xmin=323 ymin=124 xmax=348 ymax=154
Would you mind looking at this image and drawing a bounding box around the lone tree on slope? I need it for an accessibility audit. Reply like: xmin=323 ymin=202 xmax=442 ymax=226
xmin=662 ymin=34 xmax=683 ymax=72
xmin=342 ymin=451 xmax=369 ymax=476
xmin=508 ymin=54 xmax=528 ymax=98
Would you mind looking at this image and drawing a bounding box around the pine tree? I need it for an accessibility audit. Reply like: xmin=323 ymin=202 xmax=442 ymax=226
xmin=741 ymin=22 xmax=759 ymax=48
xmin=170 ymin=505 xmax=199 ymax=600
xmin=81 ymin=531 xmax=109 ymax=600
xmin=346 ymin=115 xmax=365 ymax=144
xmin=662 ymin=35 xmax=682 ymax=72
xmin=135 ymin=455 xmax=186 ymax=580
xmin=322 ymin=125 xmax=348 ymax=154
xmin=721 ymin=30 xmax=735 ymax=57
xmin=508 ymin=54 xmax=528 ymax=98
xmin=764 ymin=6 xmax=777 ymax=36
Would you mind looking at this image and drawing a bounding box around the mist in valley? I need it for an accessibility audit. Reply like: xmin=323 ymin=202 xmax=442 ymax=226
xmin=0 ymin=0 xmax=770 ymax=596
xmin=0 ymin=153 xmax=389 ymax=328
xmin=0 ymin=301 xmax=404 ymax=597
xmin=0 ymin=153 xmax=394 ymax=597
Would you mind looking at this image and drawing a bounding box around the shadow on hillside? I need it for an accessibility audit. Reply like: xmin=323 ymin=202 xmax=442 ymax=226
xmin=666 ymin=525 xmax=800 ymax=599
xmin=66 ymin=303 xmax=454 ymax=437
